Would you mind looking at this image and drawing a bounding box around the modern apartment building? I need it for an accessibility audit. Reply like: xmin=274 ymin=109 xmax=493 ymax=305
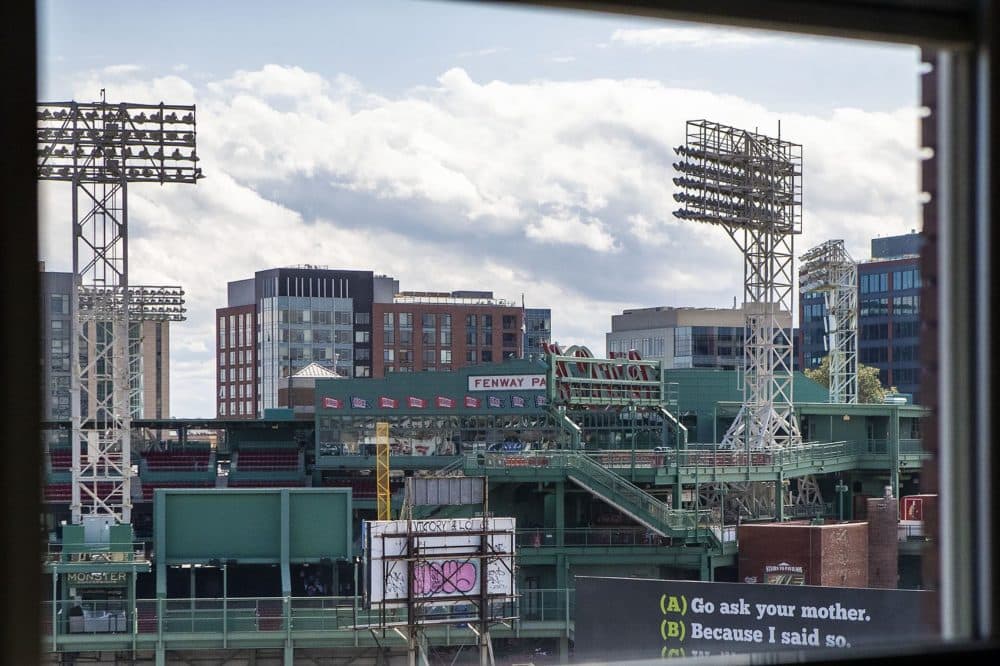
xmin=799 ymin=232 xmax=923 ymax=401
xmin=216 ymin=267 xmax=376 ymax=418
xmin=524 ymin=308 xmax=552 ymax=356
xmin=372 ymin=291 xmax=523 ymax=376
xmin=41 ymin=268 xmax=171 ymax=421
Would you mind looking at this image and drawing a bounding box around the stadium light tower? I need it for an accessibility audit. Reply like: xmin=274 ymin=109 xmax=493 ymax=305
xmin=673 ymin=120 xmax=803 ymax=450
xmin=799 ymin=239 xmax=858 ymax=403
xmin=37 ymin=96 xmax=202 ymax=524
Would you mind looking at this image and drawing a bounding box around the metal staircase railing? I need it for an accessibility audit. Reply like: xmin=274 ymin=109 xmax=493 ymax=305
xmin=564 ymin=454 xmax=715 ymax=543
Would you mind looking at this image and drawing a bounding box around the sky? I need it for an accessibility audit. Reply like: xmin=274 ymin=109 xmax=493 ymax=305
xmin=37 ymin=0 xmax=922 ymax=418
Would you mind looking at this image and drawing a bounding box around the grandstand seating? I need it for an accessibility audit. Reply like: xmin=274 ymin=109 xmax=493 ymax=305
xmin=45 ymin=482 xmax=121 ymax=503
xmin=143 ymin=449 xmax=212 ymax=471
xmin=49 ymin=449 xmax=72 ymax=471
xmin=233 ymin=448 xmax=300 ymax=471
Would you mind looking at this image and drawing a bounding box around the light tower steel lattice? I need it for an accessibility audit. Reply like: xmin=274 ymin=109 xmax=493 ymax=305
xmin=673 ymin=120 xmax=803 ymax=450
xmin=799 ymin=239 xmax=858 ymax=404
xmin=37 ymin=98 xmax=202 ymax=524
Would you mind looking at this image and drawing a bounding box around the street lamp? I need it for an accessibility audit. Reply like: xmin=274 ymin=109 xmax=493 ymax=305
xmin=835 ymin=479 xmax=849 ymax=521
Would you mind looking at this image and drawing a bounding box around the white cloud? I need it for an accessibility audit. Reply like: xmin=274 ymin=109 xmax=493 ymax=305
xmin=525 ymin=213 xmax=619 ymax=253
xmin=550 ymin=55 xmax=576 ymax=63
xmin=102 ymin=63 xmax=143 ymax=76
xmin=457 ymin=47 xmax=508 ymax=58
xmin=39 ymin=64 xmax=919 ymax=416
xmin=611 ymin=26 xmax=779 ymax=49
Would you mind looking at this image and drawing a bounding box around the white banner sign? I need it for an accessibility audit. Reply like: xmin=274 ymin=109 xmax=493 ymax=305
xmin=366 ymin=517 xmax=516 ymax=605
xmin=468 ymin=374 xmax=546 ymax=391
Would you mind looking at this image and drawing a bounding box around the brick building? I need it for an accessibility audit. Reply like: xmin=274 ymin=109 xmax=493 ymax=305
xmin=373 ymin=292 xmax=523 ymax=376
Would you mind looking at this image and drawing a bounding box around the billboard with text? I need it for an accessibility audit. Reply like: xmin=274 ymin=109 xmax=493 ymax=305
xmin=575 ymin=577 xmax=937 ymax=661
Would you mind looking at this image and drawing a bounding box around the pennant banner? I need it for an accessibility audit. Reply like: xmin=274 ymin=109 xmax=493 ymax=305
xmin=488 ymin=395 xmax=503 ymax=408
xmin=464 ymin=395 xmax=481 ymax=408
xmin=322 ymin=397 xmax=342 ymax=409
xmin=407 ymin=396 xmax=426 ymax=409
xmin=351 ymin=396 xmax=369 ymax=409
xmin=511 ymin=395 xmax=526 ymax=408
xmin=436 ymin=396 xmax=455 ymax=408
xmin=378 ymin=396 xmax=398 ymax=409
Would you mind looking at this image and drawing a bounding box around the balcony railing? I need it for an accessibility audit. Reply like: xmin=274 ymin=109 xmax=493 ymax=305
xmin=45 ymin=541 xmax=149 ymax=565
xmin=42 ymin=590 xmax=576 ymax=649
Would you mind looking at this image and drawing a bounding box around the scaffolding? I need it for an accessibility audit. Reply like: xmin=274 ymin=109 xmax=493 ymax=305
xmin=800 ymin=239 xmax=859 ymax=403
xmin=673 ymin=120 xmax=803 ymax=450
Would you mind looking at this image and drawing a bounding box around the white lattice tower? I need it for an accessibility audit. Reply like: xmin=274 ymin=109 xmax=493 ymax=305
xmin=37 ymin=99 xmax=201 ymax=524
xmin=800 ymin=239 xmax=858 ymax=403
xmin=673 ymin=120 xmax=803 ymax=450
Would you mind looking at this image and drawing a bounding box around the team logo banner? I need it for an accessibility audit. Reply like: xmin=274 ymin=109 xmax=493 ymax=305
xmin=535 ymin=395 xmax=548 ymax=406
xmin=322 ymin=397 xmax=343 ymax=409
xmin=436 ymin=396 xmax=455 ymax=408
xmin=407 ymin=396 xmax=426 ymax=409
xmin=488 ymin=395 xmax=503 ymax=408
xmin=511 ymin=396 xmax=525 ymax=408
xmin=378 ymin=396 xmax=398 ymax=409
xmin=351 ymin=396 xmax=369 ymax=409
xmin=464 ymin=396 xmax=481 ymax=408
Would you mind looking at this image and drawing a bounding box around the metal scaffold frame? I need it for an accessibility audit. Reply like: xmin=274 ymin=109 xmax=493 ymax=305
xmin=37 ymin=96 xmax=201 ymax=524
xmin=673 ymin=119 xmax=803 ymax=450
xmin=800 ymin=239 xmax=859 ymax=403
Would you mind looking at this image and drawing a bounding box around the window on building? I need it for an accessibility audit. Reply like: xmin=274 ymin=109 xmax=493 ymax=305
xmin=439 ymin=314 xmax=451 ymax=329
xmin=422 ymin=313 xmax=435 ymax=329
xmin=383 ymin=312 xmax=393 ymax=327
xmin=482 ymin=315 xmax=493 ymax=329
xmin=466 ymin=330 xmax=476 ymax=345
xmin=399 ymin=312 xmax=413 ymax=329
xmin=50 ymin=294 xmax=68 ymax=315
xmin=481 ymin=350 xmax=493 ymax=362
xmin=465 ymin=314 xmax=476 ymax=328
xmin=399 ymin=349 xmax=413 ymax=364
xmin=354 ymin=366 xmax=370 ymax=378
xmin=400 ymin=329 xmax=413 ymax=346
xmin=422 ymin=329 xmax=435 ymax=345
xmin=440 ymin=329 xmax=452 ymax=346
xmin=423 ymin=349 xmax=436 ymax=364
xmin=502 ymin=315 xmax=517 ymax=329
xmin=440 ymin=349 xmax=452 ymax=364
xmin=355 ymin=330 xmax=370 ymax=344
xmin=502 ymin=332 xmax=517 ymax=347
xmin=354 ymin=312 xmax=370 ymax=325
xmin=483 ymin=331 xmax=493 ymax=345
xmin=384 ymin=349 xmax=395 ymax=363
xmin=466 ymin=350 xmax=477 ymax=363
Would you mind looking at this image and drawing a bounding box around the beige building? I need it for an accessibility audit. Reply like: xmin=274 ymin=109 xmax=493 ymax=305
xmin=606 ymin=306 xmax=793 ymax=370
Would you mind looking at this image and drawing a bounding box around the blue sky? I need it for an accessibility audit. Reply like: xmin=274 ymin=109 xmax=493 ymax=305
xmin=37 ymin=1 xmax=922 ymax=417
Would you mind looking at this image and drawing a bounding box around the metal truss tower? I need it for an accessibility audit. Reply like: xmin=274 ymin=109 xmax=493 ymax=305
xmin=673 ymin=120 xmax=803 ymax=450
xmin=800 ymin=239 xmax=858 ymax=403
xmin=37 ymin=97 xmax=202 ymax=524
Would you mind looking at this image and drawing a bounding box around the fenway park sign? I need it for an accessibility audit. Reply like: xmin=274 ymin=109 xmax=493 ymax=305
xmin=467 ymin=374 xmax=546 ymax=391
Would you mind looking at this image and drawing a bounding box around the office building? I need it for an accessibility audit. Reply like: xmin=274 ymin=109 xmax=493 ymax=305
xmin=606 ymin=306 xmax=794 ymax=370
xmin=41 ymin=268 xmax=171 ymax=421
xmin=216 ymin=267 xmax=376 ymax=419
xmin=524 ymin=308 xmax=552 ymax=356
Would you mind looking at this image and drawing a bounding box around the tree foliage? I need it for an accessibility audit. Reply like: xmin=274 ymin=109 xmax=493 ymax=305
xmin=803 ymin=355 xmax=896 ymax=404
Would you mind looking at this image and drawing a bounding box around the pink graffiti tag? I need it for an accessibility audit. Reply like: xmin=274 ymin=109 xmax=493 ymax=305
xmin=412 ymin=560 xmax=478 ymax=596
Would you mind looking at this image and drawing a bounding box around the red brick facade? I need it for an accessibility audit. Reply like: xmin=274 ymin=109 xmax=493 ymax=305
xmin=738 ymin=521 xmax=869 ymax=588
xmin=216 ymin=304 xmax=257 ymax=419
xmin=372 ymin=302 xmax=522 ymax=377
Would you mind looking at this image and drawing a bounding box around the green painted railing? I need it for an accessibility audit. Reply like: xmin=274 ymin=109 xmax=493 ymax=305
xmin=41 ymin=590 xmax=575 ymax=651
